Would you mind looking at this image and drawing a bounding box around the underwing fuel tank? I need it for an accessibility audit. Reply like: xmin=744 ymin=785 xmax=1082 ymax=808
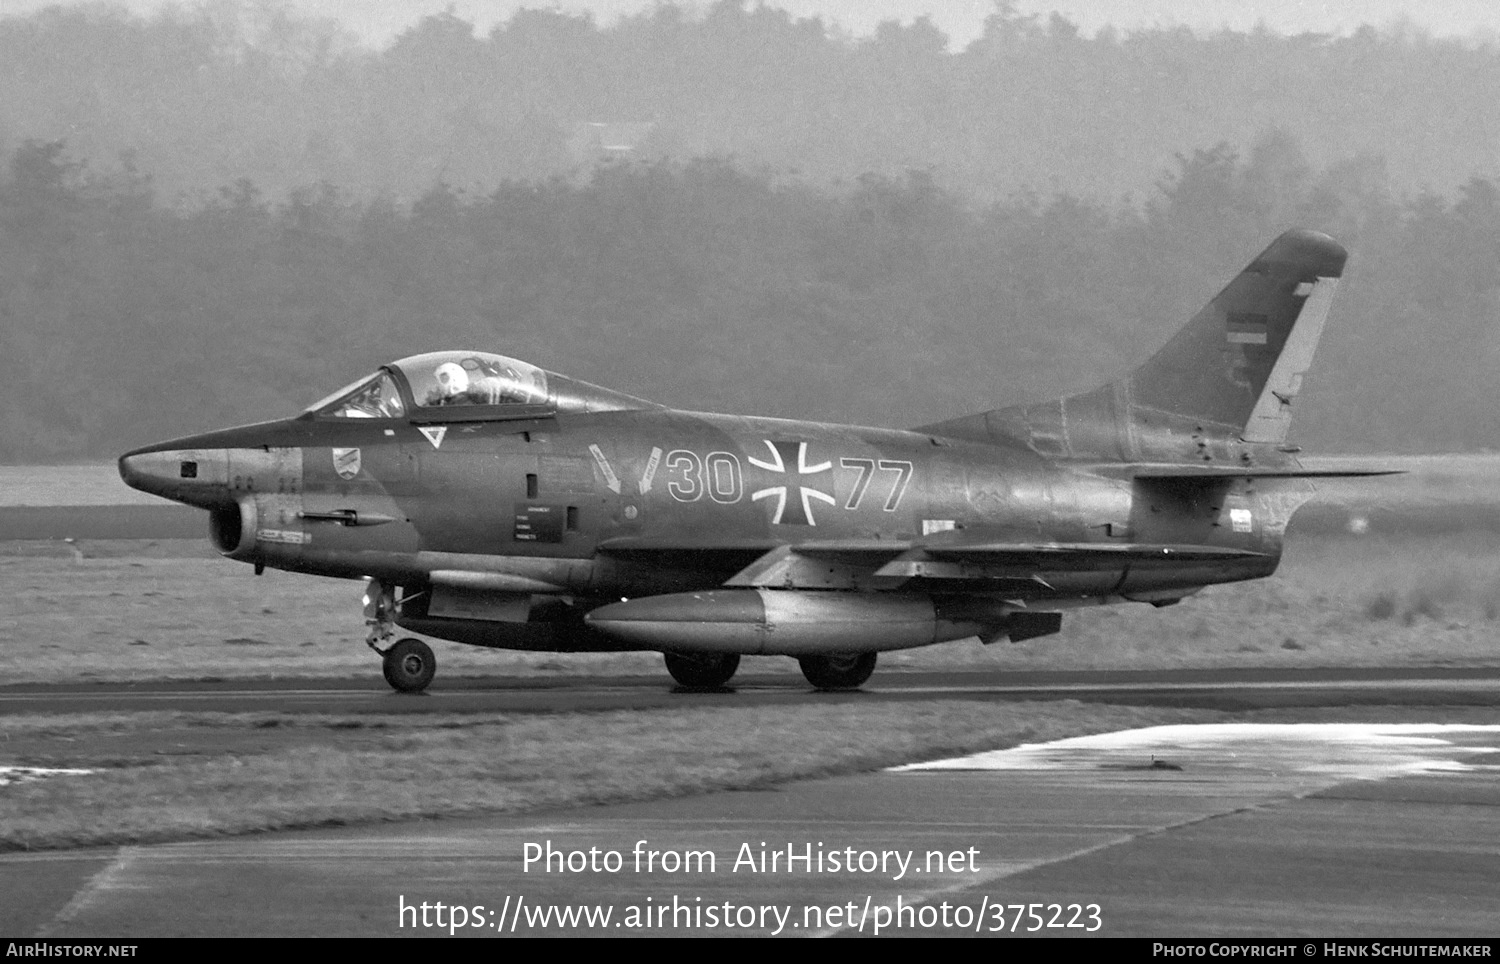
xmin=583 ymin=590 xmax=992 ymax=655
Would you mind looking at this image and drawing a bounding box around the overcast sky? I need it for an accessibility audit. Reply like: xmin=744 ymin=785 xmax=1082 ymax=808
xmin=7 ymin=0 xmax=1500 ymax=48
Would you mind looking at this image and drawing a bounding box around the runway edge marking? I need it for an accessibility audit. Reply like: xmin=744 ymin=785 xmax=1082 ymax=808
xmin=813 ymin=771 xmax=1360 ymax=940
xmin=810 ymin=829 xmax=1143 ymax=938
xmin=36 ymin=845 xmax=138 ymax=938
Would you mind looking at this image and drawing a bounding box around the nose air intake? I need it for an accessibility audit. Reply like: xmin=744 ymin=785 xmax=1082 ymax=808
xmin=118 ymin=444 xmax=305 ymax=564
xmin=209 ymin=501 xmax=256 ymax=556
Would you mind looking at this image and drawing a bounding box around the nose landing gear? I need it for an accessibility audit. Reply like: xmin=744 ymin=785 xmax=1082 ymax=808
xmin=381 ymin=637 xmax=436 ymax=693
xmin=364 ymin=579 xmax=435 ymax=693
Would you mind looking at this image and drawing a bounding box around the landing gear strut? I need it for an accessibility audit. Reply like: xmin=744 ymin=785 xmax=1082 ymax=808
xmin=664 ymin=652 xmax=740 ymax=689
xmin=799 ymin=652 xmax=876 ymax=690
xmin=364 ymin=579 xmax=434 ymax=693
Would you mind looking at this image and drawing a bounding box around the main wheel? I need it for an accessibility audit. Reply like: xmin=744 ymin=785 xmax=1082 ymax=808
xmin=799 ymin=652 xmax=876 ymax=690
xmin=382 ymin=637 xmax=435 ymax=693
xmin=663 ymin=652 xmax=740 ymax=689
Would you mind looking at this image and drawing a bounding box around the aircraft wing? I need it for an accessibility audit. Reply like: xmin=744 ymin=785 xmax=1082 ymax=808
xmin=1090 ymin=462 xmax=1404 ymax=480
xmin=913 ymin=542 xmax=1271 ymax=561
xmin=670 ymin=538 xmax=1270 ymax=590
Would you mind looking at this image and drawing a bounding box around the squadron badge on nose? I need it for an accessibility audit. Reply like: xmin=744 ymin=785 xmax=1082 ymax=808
xmin=332 ymin=447 xmax=362 ymax=480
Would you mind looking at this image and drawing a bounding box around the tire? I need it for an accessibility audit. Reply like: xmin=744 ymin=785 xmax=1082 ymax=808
xmin=798 ymin=652 xmax=876 ymax=690
xmin=382 ymin=637 xmax=436 ymax=693
xmin=663 ymin=652 xmax=740 ymax=689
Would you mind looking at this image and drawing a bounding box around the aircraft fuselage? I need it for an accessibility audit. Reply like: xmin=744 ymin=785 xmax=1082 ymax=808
xmin=120 ymin=407 xmax=1282 ymax=638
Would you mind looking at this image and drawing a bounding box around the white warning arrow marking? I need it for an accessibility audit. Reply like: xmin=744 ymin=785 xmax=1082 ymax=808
xmin=589 ymin=444 xmax=622 ymax=494
xmin=639 ymin=447 xmax=662 ymax=494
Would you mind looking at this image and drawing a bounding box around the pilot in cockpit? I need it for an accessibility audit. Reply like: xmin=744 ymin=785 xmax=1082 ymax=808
xmin=427 ymin=362 xmax=472 ymax=405
xmin=427 ymin=358 xmax=534 ymax=406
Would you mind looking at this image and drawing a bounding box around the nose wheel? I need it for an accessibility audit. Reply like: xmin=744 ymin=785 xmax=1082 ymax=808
xmin=382 ymin=637 xmax=436 ymax=693
xmin=364 ymin=578 xmax=435 ymax=693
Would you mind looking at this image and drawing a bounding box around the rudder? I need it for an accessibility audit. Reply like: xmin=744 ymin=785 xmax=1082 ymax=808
xmin=1126 ymin=228 xmax=1346 ymax=443
xmin=921 ymin=229 xmax=1348 ymax=457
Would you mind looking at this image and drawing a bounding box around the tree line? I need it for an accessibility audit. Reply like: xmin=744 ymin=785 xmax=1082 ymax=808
xmin=2 ymin=2 xmax=1499 ymax=202
xmin=2 ymin=134 xmax=1498 ymax=462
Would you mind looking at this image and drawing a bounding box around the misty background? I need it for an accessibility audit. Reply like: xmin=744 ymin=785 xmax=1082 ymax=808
xmin=2 ymin=0 xmax=1499 ymax=461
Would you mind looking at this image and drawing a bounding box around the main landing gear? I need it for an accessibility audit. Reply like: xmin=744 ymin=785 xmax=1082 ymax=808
xmin=663 ymin=652 xmax=740 ymax=689
xmin=364 ymin=579 xmax=435 ymax=693
xmin=798 ymin=652 xmax=877 ymax=690
xmin=662 ymin=651 xmax=878 ymax=690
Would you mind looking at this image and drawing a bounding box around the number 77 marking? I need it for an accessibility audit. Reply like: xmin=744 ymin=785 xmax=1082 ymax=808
xmin=877 ymin=459 xmax=912 ymax=511
xmin=839 ymin=458 xmax=913 ymax=511
xmin=840 ymin=458 xmax=874 ymax=509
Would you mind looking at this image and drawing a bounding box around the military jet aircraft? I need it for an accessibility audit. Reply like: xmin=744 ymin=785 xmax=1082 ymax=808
xmin=119 ymin=229 xmax=1390 ymax=692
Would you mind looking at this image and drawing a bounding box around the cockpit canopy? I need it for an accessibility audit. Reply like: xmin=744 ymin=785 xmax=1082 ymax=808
xmin=401 ymin=351 xmax=549 ymax=410
xmin=305 ymin=351 xmax=655 ymax=421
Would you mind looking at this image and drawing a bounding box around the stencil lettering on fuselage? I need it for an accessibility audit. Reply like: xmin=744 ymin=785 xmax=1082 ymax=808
xmin=514 ymin=504 xmax=564 ymax=543
xmin=587 ymin=444 xmax=621 ymax=494
xmin=638 ymin=446 xmax=663 ymax=495
xmin=538 ymin=455 xmax=597 ymax=496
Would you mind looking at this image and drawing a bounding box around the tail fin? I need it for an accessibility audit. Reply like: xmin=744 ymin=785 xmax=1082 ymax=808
xmin=920 ymin=229 xmax=1348 ymax=458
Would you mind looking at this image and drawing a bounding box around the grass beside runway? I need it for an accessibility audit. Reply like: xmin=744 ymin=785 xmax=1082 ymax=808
xmin=0 ymin=701 xmax=1221 ymax=851
xmin=3 ymin=529 xmax=1500 ymax=686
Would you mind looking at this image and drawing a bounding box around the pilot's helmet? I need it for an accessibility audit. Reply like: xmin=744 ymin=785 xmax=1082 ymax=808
xmin=434 ymin=362 xmax=469 ymax=398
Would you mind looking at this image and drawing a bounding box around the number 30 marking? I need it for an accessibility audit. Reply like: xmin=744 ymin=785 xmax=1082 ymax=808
xmin=666 ymin=450 xmax=743 ymax=504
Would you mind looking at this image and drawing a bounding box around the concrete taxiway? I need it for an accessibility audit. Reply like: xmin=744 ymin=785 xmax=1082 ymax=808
xmin=8 ymin=722 xmax=1499 ymax=937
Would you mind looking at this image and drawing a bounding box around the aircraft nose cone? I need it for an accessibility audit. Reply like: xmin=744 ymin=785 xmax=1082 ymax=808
xmin=117 ymin=450 xmax=155 ymax=494
xmin=118 ymin=448 xmax=230 ymax=508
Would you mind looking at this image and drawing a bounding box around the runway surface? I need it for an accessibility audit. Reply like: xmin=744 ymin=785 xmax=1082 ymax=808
xmin=6 ymin=720 xmax=1498 ymax=937
xmin=6 ymin=667 xmax=1500 ymax=717
xmin=4 ymin=669 xmax=1500 ymax=937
